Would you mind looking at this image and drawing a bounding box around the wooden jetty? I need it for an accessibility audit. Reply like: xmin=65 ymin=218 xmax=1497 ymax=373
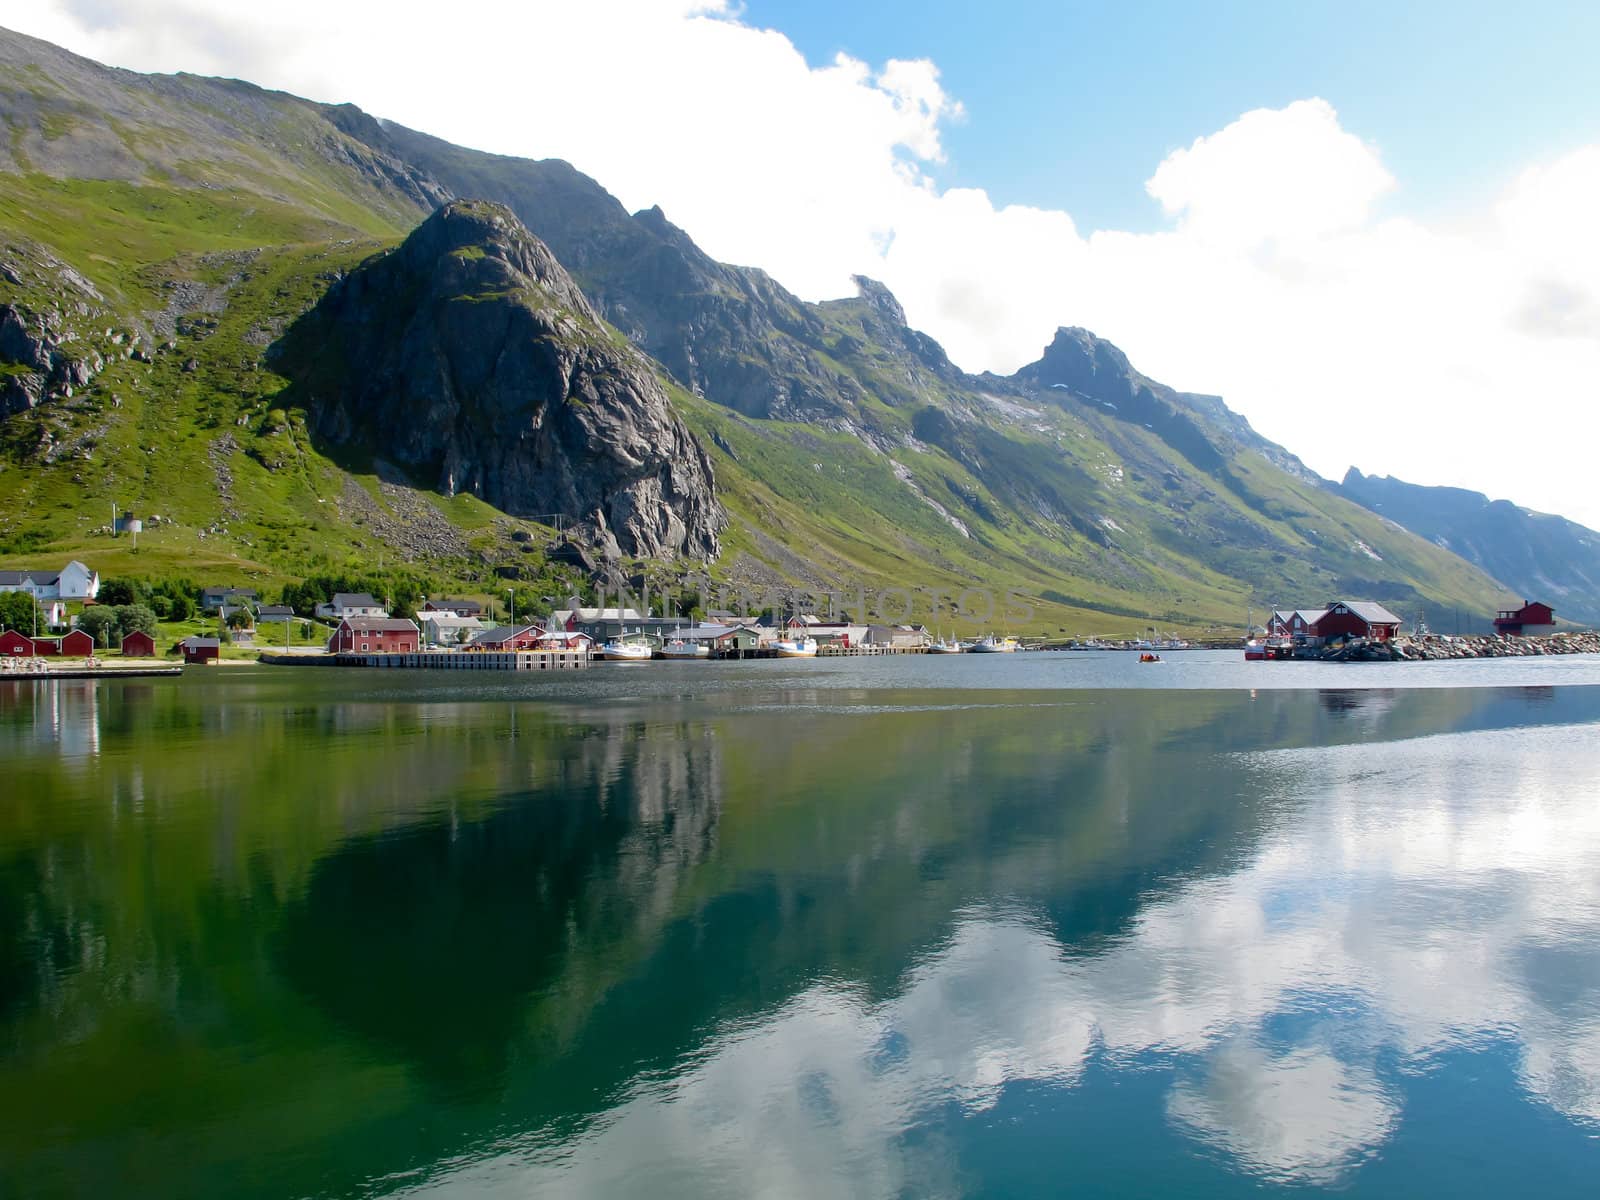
xmin=259 ymin=650 xmax=592 ymax=671
xmin=0 ymin=661 xmax=182 ymax=680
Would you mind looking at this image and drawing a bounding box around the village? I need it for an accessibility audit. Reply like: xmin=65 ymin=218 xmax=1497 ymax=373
xmin=0 ymin=559 xmax=1594 ymax=673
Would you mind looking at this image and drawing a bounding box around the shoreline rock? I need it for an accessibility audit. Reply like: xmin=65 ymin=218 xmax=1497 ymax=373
xmin=1387 ymin=632 xmax=1600 ymax=661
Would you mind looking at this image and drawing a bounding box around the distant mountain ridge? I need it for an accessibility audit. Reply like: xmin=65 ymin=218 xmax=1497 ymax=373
xmin=0 ymin=24 xmax=1520 ymax=631
xmin=1337 ymin=469 xmax=1600 ymax=624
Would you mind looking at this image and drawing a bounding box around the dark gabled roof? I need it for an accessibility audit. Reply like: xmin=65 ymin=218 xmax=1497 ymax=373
xmin=1335 ymin=601 xmax=1403 ymax=626
xmin=182 ymin=637 xmax=221 ymax=649
xmin=426 ymin=597 xmax=483 ymax=611
xmin=0 ymin=570 xmax=45 ymax=587
xmin=258 ymin=605 xmax=294 ymax=616
xmin=331 ymin=592 xmax=382 ymax=608
xmin=469 ymin=623 xmax=543 ymax=645
xmin=340 ymin=617 xmax=417 ymax=633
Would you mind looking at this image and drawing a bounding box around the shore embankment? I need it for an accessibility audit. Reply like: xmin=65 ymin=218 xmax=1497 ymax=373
xmin=1389 ymin=632 xmax=1600 ymax=661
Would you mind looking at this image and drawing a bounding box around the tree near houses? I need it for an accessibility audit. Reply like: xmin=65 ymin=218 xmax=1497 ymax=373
xmin=97 ymin=578 xmax=150 ymax=607
xmin=78 ymin=604 xmax=160 ymax=647
xmin=114 ymin=604 xmax=158 ymax=638
xmin=77 ymin=607 xmax=120 ymax=648
xmin=0 ymin=590 xmax=42 ymax=634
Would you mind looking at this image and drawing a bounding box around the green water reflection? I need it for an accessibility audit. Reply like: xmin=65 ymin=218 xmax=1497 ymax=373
xmin=2 ymin=672 xmax=1598 ymax=1197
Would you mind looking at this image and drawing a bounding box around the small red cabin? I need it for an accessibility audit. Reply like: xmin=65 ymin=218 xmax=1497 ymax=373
xmin=30 ymin=636 xmax=60 ymax=656
xmin=0 ymin=629 xmax=34 ymax=656
xmin=180 ymin=636 xmax=220 ymax=664
xmin=121 ymin=630 xmax=156 ymax=657
xmin=60 ymin=629 xmax=95 ymax=656
xmin=1494 ymin=601 xmax=1556 ymax=637
xmin=329 ymin=617 xmax=419 ymax=654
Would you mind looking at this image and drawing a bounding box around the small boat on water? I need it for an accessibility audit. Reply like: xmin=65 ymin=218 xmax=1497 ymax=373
xmin=658 ymin=638 xmax=710 ymax=660
xmin=927 ymin=637 xmax=963 ymax=654
xmin=774 ymin=636 xmax=818 ymax=658
xmin=1139 ymin=652 xmax=1162 ymax=663
xmin=967 ymin=635 xmax=1018 ymax=654
xmin=599 ymin=636 xmax=654 ymax=661
xmin=1244 ymin=638 xmax=1293 ymax=661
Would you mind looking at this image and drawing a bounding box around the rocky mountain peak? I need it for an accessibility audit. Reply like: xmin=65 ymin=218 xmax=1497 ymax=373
xmin=398 ymin=200 xmax=598 ymax=319
xmin=850 ymin=276 xmax=907 ymax=327
xmin=1025 ymin=326 xmax=1136 ymax=392
xmin=274 ymin=202 xmax=725 ymax=560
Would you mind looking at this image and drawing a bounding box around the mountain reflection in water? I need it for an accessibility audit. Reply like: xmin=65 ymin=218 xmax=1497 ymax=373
xmin=1 ymin=672 xmax=1597 ymax=1199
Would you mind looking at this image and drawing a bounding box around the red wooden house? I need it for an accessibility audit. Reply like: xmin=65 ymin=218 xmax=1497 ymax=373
xmin=0 ymin=629 xmax=34 ymax=656
xmin=1268 ymin=609 xmax=1326 ymax=639
xmin=60 ymin=629 xmax=94 ymax=656
xmin=121 ymin=630 xmax=156 ymax=656
xmin=468 ymin=624 xmax=546 ymax=651
xmin=328 ymin=617 xmax=419 ymax=654
xmin=30 ymin=635 xmax=60 ymax=656
xmin=1310 ymin=601 xmax=1403 ymax=643
xmin=179 ymin=636 xmax=220 ymax=664
xmin=1494 ymin=601 xmax=1556 ymax=636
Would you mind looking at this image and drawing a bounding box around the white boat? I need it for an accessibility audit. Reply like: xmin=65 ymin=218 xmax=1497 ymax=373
xmin=599 ymin=638 xmax=654 ymax=661
xmin=659 ymin=638 xmax=710 ymax=660
xmin=774 ymin=636 xmax=818 ymax=658
xmin=927 ymin=637 xmax=963 ymax=654
xmin=967 ymin=634 xmax=1018 ymax=653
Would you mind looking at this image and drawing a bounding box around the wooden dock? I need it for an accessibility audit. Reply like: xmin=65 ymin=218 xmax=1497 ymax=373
xmin=0 ymin=663 xmax=182 ymax=680
xmin=816 ymin=644 xmax=927 ymax=656
xmin=323 ymin=650 xmax=592 ymax=670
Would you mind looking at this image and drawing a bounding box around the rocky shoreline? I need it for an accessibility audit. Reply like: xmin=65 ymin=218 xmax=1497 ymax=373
xmin=1329 ymin=632 xmax=1600 ymax=662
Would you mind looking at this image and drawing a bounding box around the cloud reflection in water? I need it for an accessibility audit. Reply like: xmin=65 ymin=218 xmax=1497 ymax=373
xmin=408 ymin=720 xmax=1600 ymax=1196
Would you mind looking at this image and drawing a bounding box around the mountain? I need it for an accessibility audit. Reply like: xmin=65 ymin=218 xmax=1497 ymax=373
xmin=0 ymin=26 xmax=1515 ymax=632
xmin=273 ymin=201 xmax=723 ymax=560
xmin=1338 ymin=469 xmax=1600 ymax=624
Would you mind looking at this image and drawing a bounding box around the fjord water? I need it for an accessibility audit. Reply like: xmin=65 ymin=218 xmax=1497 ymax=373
xmin=4 ymin=656 xmax=1600 ymax=1198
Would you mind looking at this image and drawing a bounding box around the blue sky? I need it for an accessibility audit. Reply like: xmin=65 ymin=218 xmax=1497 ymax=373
xmin=741 ymin=0 xmax=1600 ymax=231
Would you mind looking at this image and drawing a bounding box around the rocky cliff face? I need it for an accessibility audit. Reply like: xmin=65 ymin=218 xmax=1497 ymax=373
xmin=0 ymin=239 xmax=123 ymax=417
xmin=319 ymin=110 xmax=869 ymax=420
xmin=274 ymin=201 xmax=725 ymax=560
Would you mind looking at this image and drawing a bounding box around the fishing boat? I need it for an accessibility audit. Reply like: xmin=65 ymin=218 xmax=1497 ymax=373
xmin=658 ymin=637 xmax=710 ymax=660
xmin=927 ymin=636 xmax=963 ymax=654
xmin=599 ymin=634 xmax=655 ymax=661
xmin=967 ymin=634 xmax=1018 ymax=654
xmin=773 ymin=635 xmax=818 ymax=658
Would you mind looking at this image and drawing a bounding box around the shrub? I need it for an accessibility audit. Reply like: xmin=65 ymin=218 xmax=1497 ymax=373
xmin=77 ymin=607 xmax=120 ymax=648
xmin=114 ymin=604 xmax=159 ymax=637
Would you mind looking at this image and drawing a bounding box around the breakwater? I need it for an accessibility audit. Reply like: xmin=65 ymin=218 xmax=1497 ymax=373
xmin=1362 ymin=632 xmax=1600 ymax=661
xmin=1397 ymin=632 xmax=1600 ymax=660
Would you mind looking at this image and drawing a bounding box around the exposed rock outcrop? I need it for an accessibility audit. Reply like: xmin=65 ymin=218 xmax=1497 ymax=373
xmin=273 ymin=201 xmax=725 ymax=560
xmin=0 ymin=237 xmax=122 ymax=415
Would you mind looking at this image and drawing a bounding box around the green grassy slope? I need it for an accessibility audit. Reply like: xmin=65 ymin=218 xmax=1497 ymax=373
xmin=0 ymin=27 xmax=1516 ymax=635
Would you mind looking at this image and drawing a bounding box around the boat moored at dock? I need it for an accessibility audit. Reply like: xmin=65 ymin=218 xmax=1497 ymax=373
xmin=774 ymin=636 xmax=819 ymax=658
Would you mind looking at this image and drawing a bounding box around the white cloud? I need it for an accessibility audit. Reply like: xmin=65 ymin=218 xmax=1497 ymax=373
xmin=7 ymin=1 xmax=1600 ymax=525
xmin=1145 ymin=98 xmax=1396 ymax=246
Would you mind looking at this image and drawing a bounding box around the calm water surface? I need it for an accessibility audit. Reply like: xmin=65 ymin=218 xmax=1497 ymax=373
xmin=3 ymin=653 xmax=1600 ymax=1197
